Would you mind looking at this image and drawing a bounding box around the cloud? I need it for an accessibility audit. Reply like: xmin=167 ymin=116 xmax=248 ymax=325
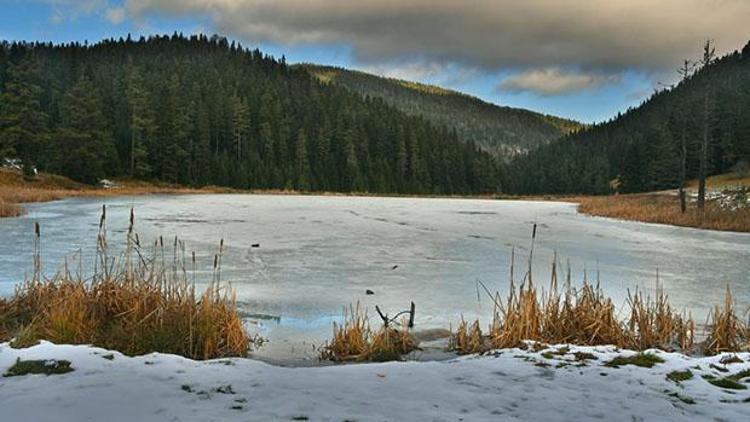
xmin=121 ymin=0 xmax=750 ymax=73
xmin=499 ymin=68 xmax=620 ymax=96
xmin=105 ymin=7 xmax=126 ymax=25
xmin=359 ymin=60 xmax=480 ymax=86
xmin=44 ymin=0 xmax=108 ymax=21
xmin=361 ymin=61 xmax=445 ymax=82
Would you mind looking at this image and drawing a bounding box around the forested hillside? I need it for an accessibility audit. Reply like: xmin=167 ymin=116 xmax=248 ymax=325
xmin=299 ymin=64 xmax=582 ymax=156
xmin=508 ymin=41 xmax=750 ymax=195
xmin=0 ymin=34 xmax=504 ymax=195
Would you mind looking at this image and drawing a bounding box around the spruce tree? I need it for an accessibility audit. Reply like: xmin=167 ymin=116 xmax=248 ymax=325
xmin=125 ymin=66 xmax=154 ymax=178
xmin=0 ymin=57 xmax=49 ymax=170
xmin=55 ymin=75 xmax=117 ymax=184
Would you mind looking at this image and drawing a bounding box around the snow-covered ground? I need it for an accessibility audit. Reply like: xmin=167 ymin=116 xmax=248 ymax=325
xmin=1 ymin=342 xmax=749 ymax=421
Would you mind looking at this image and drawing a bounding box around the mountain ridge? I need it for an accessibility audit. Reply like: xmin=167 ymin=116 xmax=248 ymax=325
xmin=297 ymin=64 xmax=583 ymax=156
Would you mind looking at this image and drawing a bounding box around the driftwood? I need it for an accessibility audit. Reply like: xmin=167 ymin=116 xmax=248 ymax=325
xmin=375 ymin=302 xmax=416 ymax=328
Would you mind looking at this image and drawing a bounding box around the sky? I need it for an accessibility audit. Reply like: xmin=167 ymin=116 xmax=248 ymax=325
xmin=1 ymin=1 xmax=748 ymax=124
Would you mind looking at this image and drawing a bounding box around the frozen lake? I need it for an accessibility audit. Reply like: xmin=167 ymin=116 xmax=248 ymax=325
xmin=1 ymin=194 xmax=749 ymax=363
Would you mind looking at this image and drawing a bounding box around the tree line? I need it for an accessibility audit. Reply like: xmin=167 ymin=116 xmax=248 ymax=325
xmin=0 ymin=34 xmax=504 ymax=195
xmin=508 ymin=40 xmax=750 ymax=199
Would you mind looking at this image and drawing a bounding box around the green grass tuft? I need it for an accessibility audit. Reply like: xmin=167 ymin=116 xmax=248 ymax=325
xmin=3 ymin=358 xmax=73 ymax=377
xmin=573 ymin=352 xmax=597 ymax=361
xmin=605 ymin=353 xmax=664 ymax=368
xmin=708 ymin=377 xmax=747 ymax=390
xmin=710 ymin=363 xmax=729 ymax=373
xmin=667 ymin=391 xmax=696 ymax=405
xmin=666 ymin=369 xmax=694 ymax=383
xmin=728 ymin=369 xmax=750 ymax=382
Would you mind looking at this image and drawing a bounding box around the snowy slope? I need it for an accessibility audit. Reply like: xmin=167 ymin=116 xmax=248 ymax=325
xmin=1 ymin=341 xmax=749 ymax=421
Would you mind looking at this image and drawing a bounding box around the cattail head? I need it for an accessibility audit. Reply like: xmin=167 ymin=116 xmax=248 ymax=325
xmin=34 ymin=221 xmax=40 ymax=238
xmin=99 ymin=205 xmax=106 ymax=229
xmin=213 ymin=254 xmax=218 ymax=269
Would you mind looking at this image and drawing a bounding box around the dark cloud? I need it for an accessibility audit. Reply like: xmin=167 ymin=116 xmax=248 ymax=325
xmin=120 ymin=0 xmax=750 ymax=95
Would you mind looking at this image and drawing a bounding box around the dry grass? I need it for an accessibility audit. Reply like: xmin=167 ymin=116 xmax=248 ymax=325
xmin=0 ymin=208 xmax=254 ymax=360
xmin=704 ymin=286 xmax=750 ymax=355
xmin=0 ymin=199 xmax=23 ymax=217
xmin=320 ymin=303 xmax=418 ymax=362
xmin=448 ymin=318 xmax=486 ymax=355
xmin=577 ymin=193 xmax=750 ymax=232
xmin=0 ymin=168 xmax=227 ymax=218
xmin=686 ymin=173 xmax=750 ymax=190
xmin=449 ymin=252 xmax=728 ymax=355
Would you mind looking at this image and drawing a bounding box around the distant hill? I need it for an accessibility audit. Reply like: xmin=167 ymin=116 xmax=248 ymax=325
xmin=298 ymin=64 xmax=583 ymax=156
xmin=508 ymin=40 xmax=750 ymax=195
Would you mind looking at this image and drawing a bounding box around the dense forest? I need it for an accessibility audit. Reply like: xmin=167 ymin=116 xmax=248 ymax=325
xmin=508 ymin=40 xmax=750 ymax=195
xmin=0 ymin=34 xmax=504 ymax=195
xmin=299 ymin=64 xmax=582 ymax=156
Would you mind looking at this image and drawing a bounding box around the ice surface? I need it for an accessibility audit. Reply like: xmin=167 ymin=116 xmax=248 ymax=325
xmin=0 ymin=194 xmax=749 ymax=362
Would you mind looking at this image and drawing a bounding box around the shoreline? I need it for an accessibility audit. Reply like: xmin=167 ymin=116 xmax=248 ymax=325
xmin=0 ymin=168 xmax=537 ymax=219
xmin=3 ymin=168 xmax=748 ymax=233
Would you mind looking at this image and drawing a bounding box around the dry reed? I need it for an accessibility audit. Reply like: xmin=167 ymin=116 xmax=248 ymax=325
xmin=0 ymin=198 xmax=23 ymax=217
xmin=448 ymin=318 xmax=485 ymax=355
xmin=321 ymin=303 xmax=418 ymax=362
xmin=0 ymin=207 xmax=254 ymax=360
xmin=704 ymin=286 xmax=749 ymax=355
xmin=577 ymin=194 xmax=750 ymax=232
xmin=448 ymin=250 xmax=739 ymax=355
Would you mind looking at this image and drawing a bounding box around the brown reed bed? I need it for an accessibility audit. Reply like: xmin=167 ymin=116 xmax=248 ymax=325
xmin=451 ymin=251 xmax=747 ymax=356
xmin=320 ymin=303 xmax=418 ymax=362
xmin=0 ymin=208 xmax=255 ymax=360
xmin=0 ymin=168 xmax=226 ymax=218
xmin=704 ymin=286 xmax=750 ymax=355
xmin=576 ymin=193 xmax=750 ymax=232
xmin=0 ymin=198 xmax=23 ymax=217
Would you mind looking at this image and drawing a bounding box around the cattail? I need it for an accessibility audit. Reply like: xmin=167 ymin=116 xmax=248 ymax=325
xmin=99 ymin=205 xmax=106 ymax=229
xmin=34 ymin=221 xmax=40 ymax=238
xmin=128 ymin=208 xmax=134 ymax=234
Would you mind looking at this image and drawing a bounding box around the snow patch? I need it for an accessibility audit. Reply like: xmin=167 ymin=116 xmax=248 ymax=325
xmin=1 ymin=342 xmax=749 ymax=421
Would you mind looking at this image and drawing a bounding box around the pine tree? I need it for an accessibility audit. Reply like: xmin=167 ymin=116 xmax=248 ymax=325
xmin=294 ymin=128 xmax=312 ymax=190
xmin=125 ymin=65 xmax=154 ymax=178
xmin=676 ymin=59 xmax=695 ymax=213
xmin=645 ymin=124 xmax=679 ymax=190
xmin=697 ymin=39 xmax=716 ymax=210
xmin=230 ymin=94 xmax=250 ymax=162
xmin=0 ymin=57 xmax=49 ymax=170
xmin=55 ymin=75 xmax=117 ymax=184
